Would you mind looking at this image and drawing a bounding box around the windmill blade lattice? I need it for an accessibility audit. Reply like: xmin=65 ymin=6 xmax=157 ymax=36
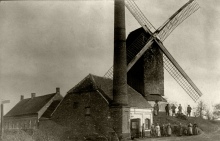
xmin=157 ymin=0 xmax=200 ymax=41
xmin=125 ymin=0 xmax=156 ymax=33
xmin=163 ymin=54 xmax=200 ymax=102
xmin=104 ymin=66 xmax=113 ymax=79
xmin=155 ymin=39 xmax=202 ymax=100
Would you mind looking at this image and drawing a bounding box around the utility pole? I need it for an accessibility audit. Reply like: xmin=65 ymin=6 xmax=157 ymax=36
xmin=1 ymin=100 xmax=10 ymax=140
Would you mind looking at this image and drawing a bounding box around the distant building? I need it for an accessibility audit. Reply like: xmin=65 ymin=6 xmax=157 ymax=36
xmin=3 ymin=88 xmax=62 ymax=131
xmin=39 ymin=74 xmax=153 ymax=140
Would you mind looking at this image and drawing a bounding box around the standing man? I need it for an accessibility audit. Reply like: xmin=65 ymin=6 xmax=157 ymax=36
xmin=187 ymin=105 xmax=192 ymax=117
xmin=178 ymin=123 xmax=183 ymax=136
xmin=165 ymin=104 xmax=170 ymax=116
xmin=142 ymin=123 xmax=145 ymax=138
xmin=171 ymin=104 xmax=176 ymax=116
xmin=178 ymin=104 xmax=182 ymax=114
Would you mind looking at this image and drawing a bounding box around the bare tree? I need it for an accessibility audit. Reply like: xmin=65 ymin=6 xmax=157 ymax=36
xmin=205 ymin=109 xmax=213 ymax=120
xmin=213 ymin=103 xmax=220 ymax=120
xmin=195 ymin=101 xmax=207 ymax=119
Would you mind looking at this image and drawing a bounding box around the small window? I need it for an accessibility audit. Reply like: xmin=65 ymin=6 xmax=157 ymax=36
xmin=85 ymin=106 xmax=91 ymax=116
xmin=145 ymin=118 xmax=150 ymax=129
xmin=73 ymin=102 xmax=79 ymax=109
xmin=5 ymin=122 xmax=7 ymax=129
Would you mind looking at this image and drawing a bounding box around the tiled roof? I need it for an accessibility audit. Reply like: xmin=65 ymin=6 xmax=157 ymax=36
xmin=5 ymin=93 xmax=56 ymax=117
xmin=68 ymin=74 xmax=152 ymax=109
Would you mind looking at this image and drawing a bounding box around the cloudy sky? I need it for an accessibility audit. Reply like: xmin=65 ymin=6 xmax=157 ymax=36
xmin=0 ymin=0 xmax=219 ymax=113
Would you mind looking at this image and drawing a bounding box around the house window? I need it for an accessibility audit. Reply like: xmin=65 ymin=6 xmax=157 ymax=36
xmin=33 ymin=120 xmax=37 ymax=129
xmin=85 ymin=106 xmax=91 ymax=116
xmin=145 ymin=118 xmax=150 ymax=129
xmin=5 ymin=122 xmax=7 ymax=129
xmin=73 ymin=102 xmax=79 ymax=109
xmin=8 ymin=122 xmax=10 ymax=129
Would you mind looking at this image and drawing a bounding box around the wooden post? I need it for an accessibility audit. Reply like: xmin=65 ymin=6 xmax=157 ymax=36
xmin=1 ymin=100 xmax=10 ymax=139
xmin=1 ymin=104 xmax=3 ymax=140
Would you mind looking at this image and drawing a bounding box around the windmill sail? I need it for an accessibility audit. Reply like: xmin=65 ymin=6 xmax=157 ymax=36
xmin=155 ymin=39 xmax=202 ymax=101
xmin=125 ymin=0 xmax=155 ymax=33
xmin=157 ymin=0 xmax=200 ymax=41
xmin=105 ymin=0 xmax=202 ymax=101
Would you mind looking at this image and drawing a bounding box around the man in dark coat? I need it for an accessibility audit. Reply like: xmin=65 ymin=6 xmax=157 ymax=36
xmin=165 ymin=104 xmax=170 ymax=116
xmin=160 ymin=124 xmax=166 ymax=137
xmin=178 ymin=123 xmax=183 ymax=136
xmin=187 ymin=105 xmax=192 ymax=117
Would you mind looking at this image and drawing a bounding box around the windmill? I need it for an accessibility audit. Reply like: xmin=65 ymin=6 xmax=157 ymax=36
xmin=105 ymin=0 xmax=202 ymax=102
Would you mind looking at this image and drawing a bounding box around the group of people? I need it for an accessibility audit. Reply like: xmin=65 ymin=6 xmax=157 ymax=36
xmin=150 ymin=123 xmax=172 ymax=137
xmin=181 ymin=123 xmax=200 ymax=136
xmin=150 ymin=122 xmax=199 ymax=138
xmin=164 ymin=104 xmax=192 ymax=117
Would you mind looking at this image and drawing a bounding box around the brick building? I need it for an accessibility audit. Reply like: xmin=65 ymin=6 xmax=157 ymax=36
xmin=3 ymin=88 xmax=62 ymax=131
xmin=38 ymin=74 xmax=153 ymax=140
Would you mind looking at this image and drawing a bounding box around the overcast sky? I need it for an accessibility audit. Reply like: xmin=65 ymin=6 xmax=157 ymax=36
xmin=0 ymin=0 xmax=220 ymax=113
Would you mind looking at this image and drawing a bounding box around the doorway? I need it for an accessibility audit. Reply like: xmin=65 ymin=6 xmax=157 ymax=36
xmin=130 ymin=118 xmax=140 ymax=138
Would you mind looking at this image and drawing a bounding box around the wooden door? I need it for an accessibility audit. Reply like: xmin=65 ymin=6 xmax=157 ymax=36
xmin=130 ymin=118 xmax=141 ymax=138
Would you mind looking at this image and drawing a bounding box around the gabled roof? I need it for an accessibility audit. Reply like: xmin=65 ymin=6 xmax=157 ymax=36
xmin=5 ymin=93 xmax=56 ymax=117
xmin=68 ymin=74 xmax=152 ymax=109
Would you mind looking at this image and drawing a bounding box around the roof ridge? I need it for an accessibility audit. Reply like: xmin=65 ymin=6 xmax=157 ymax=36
xmin=5 ymin=93 xmax=57 ymax=117
xmin=89 ymin=74 xmax=98 ymax=89
xmin=67 ymin=74 xmax=91 ymax=94
xmin=23 ymin=93 xmax=56 ymax=100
